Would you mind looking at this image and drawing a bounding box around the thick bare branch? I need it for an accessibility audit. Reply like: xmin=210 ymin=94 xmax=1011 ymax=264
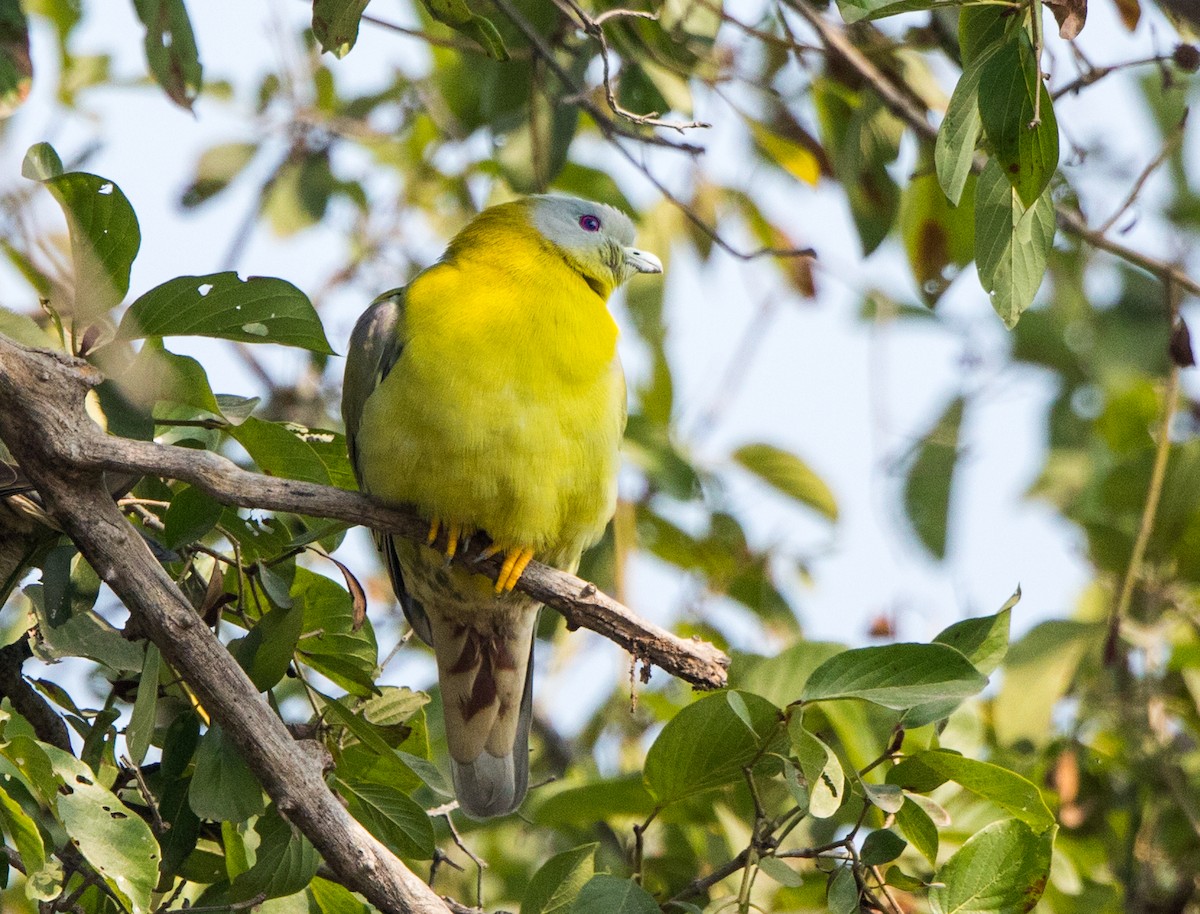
xmin=0 ymin=338 xmax=451 ymax=914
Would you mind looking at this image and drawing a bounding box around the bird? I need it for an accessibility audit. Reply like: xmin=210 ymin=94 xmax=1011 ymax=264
xmin=341 ymin=195 xmax=662 ymax=818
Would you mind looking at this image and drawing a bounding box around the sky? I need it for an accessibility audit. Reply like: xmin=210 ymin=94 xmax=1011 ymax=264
xmin=1 ymin=0 xmax=1190 ymax=730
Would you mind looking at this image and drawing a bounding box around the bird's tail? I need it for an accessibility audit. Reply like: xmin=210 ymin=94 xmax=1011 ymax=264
xmin=429 ymin=608 xmax=538 ymax=819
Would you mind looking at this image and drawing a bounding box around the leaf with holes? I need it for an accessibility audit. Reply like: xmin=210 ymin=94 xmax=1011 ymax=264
xmin=789 ymin=718 xmax=845 ymax=819
xmin=132 ymin=0 xmax=202 ymax=109
xmin=44 ymin=744 xmax=160 ymax=914
xmin=23 ymin=143 xmax=140 ymax=321
xmin=119 ymin=272 xmax=334 ymax=353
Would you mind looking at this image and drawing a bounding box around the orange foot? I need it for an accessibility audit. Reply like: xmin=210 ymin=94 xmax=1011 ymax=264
xmin=425 ymin=517 xmax=471 ymax=561
xmin=481 ymin=544 xmax=536 ymax=593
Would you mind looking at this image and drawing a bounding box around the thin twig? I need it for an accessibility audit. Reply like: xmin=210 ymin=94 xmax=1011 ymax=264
xmin=1096 ymin=111 xmax=1188 ymax=236
xmin=488 ymin=0 xmax=707 ymax=154
xmin=1106 ymin=281 xmax=1182 ymax=661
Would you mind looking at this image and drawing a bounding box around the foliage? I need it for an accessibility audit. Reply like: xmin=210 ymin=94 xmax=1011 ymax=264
xmin=0 ymin=0 xmax=1196 ymax=912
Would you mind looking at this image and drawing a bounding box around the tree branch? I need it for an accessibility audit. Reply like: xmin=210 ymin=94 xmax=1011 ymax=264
xmin=0 ymin=339 xmax=452 ymax=914
xmin=782 ymin=0 xmax=1200 ymax=301
xmin=0 ymin=340 xmax=727 ymax=691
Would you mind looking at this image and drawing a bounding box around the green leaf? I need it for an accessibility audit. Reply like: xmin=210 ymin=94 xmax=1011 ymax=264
xmin=21 ymin=141 xmax=62 ymax=180
xmin=28 ymin=588 xmax=144 ymax=672
xmin=126 ymin=643 xmax=161 ymax=766
xmin=0 ymin=304 xmax=55 ymax=347
xmin=861 ymin=829 xmax=907 ymax=866
xmin=863 ymin=781 xmax=905 ymax=813
xmin=420 ymin=0 xmax=509 ymax=60
xmin=758 ymin=856 xmax=804 ymax=887
xmin=522 ymin=843 xmax=598 ymax=914
xmin=310 ymin=877 xmax=371 ymax=914
xmin=895 ymin=795 xmax=939 ymax=867
xmin=312 ymin=0 xmax=372 ymax=58
xmin=974 ymin=160 xmax=1055 ymax=328
xmin=643 ymin=690 xmax=779 ymax=804
xmin=933 ymin=590 xmax=1017 ymax=676
xmin=132 ymin=0 xmax=203 ymax=109
xmin=226 ymin=807 xmax=320 ymax=902
xmin=789 ymin=718 xmax=845 ymax=819
xmin=231 ymin=417 xmax=355 ymax=488
xmin=309 ymin=878 xmax=369 ymax=914
xmin=334 ymin=775 xmax=434 ymax=859
xmin=731 ymin=641 xmax=845 ymax=708
xmin=978 ymin=30 xmax=1059 ymax=207
xmin=119 ymin=272 xmax=334 ymax=353
xmin=24 ymin=147 xmax=141 ymax=321
xmin=733 ymin=442 xmax=838 ymax=521
xmin=993 ymin=620 xmax=1098 ymax=746
xmin=534 ymin=774 xmax=657 ymax=826
xmin=294 ymin=567 xmax=379 ymax=696
xmin=834 ymin=0 xmax=937 ymax=23
xmin=161 ymin=485 xmax=223 ymax=549
xmin=0 ymin=0 xmax=32 ymax=118
xmin=0 ymin=772 xmax=46 ymax=877
xmin=802 ymin=643 xmax=987 ymax=710
xmin=229 ymin=603 xmax=304 ymax=691
xmin=189 ymin=724 xmax=266 ymax=822
xmin=935 ymin=66 xmax=984 ymax=207
xmin=44 ymin=744 xmax=161 ymax=914
xmin=181 ymin=142 xmax=258 ymax=208
xmin=904 ymin=396 xmax=964 ymax=560
xmin=570 ymin=875 xmax=659 ymax=914
xmin=887 ymin=750 xmax=1055 ymax=832
xmin=929 ymin=819 xmax=1054 ymax=914
xmin=828 ymin=866 xmax=861 ymax=914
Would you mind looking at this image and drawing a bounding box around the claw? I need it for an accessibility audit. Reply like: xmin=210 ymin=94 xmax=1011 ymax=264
xmin=445 ymin=522 xmax=463 ymax=560
xmin=426 ymin=518 xmax=441 ymax=546
xmin=494 ymin=546 xmax=536 ymax=593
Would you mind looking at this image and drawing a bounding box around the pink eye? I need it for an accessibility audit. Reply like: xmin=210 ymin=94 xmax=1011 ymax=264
xmin=579 ymin=214 xmax=601 ymax=232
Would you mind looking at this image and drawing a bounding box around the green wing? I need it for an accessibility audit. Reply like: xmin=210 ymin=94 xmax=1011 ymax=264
xmin=342 ymin=287 xmax=406 ymax=481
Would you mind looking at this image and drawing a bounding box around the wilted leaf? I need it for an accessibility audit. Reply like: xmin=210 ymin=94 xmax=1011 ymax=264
xmin=1046 ymin=0 xmax=1087 ymax=38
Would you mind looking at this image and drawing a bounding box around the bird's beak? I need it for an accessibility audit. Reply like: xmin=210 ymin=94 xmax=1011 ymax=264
xmin=623 ymin=246 xmax=663 ymax=275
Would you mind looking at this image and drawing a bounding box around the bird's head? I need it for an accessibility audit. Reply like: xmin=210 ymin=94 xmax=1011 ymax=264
xmin=526 ymin=195 xmax=663 ymax=299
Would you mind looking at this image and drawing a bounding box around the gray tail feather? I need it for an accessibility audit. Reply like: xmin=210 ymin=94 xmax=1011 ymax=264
xmin=449 ymin=631 xmax=535 ymax=819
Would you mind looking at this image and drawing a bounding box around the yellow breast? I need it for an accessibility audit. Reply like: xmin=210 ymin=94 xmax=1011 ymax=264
xmin=356 ymin=219 xmax=625 ymax=563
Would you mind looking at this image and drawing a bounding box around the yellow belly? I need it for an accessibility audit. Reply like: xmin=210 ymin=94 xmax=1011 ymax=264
xmin=356 ymin=256 xmax=625 ymax=563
